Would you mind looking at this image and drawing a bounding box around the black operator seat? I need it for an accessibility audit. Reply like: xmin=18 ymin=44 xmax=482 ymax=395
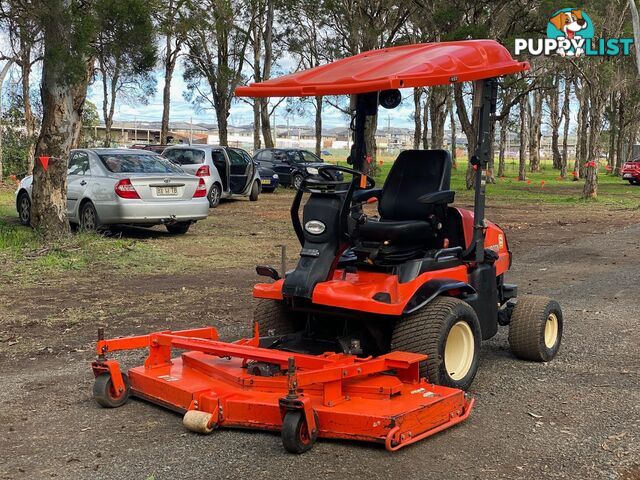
xmin=354 ymin=149 xmax=455 ymax=247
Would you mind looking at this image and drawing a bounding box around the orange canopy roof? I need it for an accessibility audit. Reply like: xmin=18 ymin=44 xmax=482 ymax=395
xmin=235 ymin=40 xmax=529 ymax=98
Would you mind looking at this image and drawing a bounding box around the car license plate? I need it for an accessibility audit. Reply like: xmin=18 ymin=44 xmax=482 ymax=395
xmin=156 ymin=186 xmax=178 ymax=196
xmin=261 ymin=179 xmax=271 ymax=185
xmin=623 ymin=174 xmax=633 ymax=179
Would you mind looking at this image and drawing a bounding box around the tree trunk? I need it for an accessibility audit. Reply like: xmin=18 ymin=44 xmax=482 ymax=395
xmin=20 ymin=38 xmax=36 ymax=175
xmin=429 ymin=86 xmax=448 ymax=149
xmin=575 ymin=81 xmax=589 ymax=179
xmin=498 ymin=114 xmax=508 ymax=177
xmin=421 ymin=91 xmax=429 ymax=149
xmin=454 ymin=83 xmax=477 ymax=189
xmin=259 ymin=99 xmax=274 ymax=148
xmin=487 ymin=118 xmax=496 ymax=184
xmin=413 ymin=88 xmax=422 ymax=149
xmin=364 ymin=114 xmax=378 ymax=176
xmin=216 ymin=98 xmax=229 ymax=146
xmin=314 ymin=95 xmax=322 ymax=156
xmin=258 ymin=0 xmax=274 ymax=148
xmin=615 ymin=92 xmax=625 ymax=176
xmin=161 ymin=30 xmax=177 ymax=145
xmin=608 ymin=92 xmax=617 ymax=171
xmin=582 ymin=91 xmax=604 ymax=199
xmin=518 ymin=95 xmax=528 ymax=181
xmin=449 ymin=93 xmax=457 ymax=167
xmin=252 ymin=100 xmax=261 ymax=150
xmin=529 ymin=90 xmax=542 ymax=172
xmin=560 ymin=77 xmax=571 ymax=178
xmin=0 ymin=60 xmax=14 ymax=178
xmin=32 ymin=45 xmax=93 ymax=240
xmin=548 ymin=77 xmax=562 ymax=170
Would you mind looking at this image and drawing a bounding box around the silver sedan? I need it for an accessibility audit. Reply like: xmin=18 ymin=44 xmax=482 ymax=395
xmin=16 ymin=148 xmax=209 ymax=234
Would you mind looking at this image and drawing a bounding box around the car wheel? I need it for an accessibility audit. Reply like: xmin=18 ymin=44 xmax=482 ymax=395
xmin=166 ymin=222 xmax=191 ymax=235
xmin=292 ymin=173 xmax=304 ymax=190
xmin=17 ymin=192 xmax=31 ymax=226
xmin=79 ymin=201 xmax=100 ymax=232
xmin=249 ymin=180 xmax=260 ymax=201
xmin=208 ymin=183 xmax=221 ymax=208
xmin=391 ymin=296 xmax=481 ymax=391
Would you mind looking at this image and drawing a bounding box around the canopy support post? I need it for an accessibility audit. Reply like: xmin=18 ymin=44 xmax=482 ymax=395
xmin=469 ymin=78 xmax=498 ymax=264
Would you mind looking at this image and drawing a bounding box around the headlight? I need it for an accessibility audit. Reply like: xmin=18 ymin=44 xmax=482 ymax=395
xmin=272 ymin=174 xmax=279 ymax=179
xmin=304 ymin=220 xmax=326 ymax=235
xmin=306 ymin=167 xmax=319 ymax=175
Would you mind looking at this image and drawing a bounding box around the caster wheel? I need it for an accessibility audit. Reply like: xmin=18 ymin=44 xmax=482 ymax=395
xmin=509 ymin=295 xmax=563 ymax=362
xmin=183 ymin=410 xmax=216 ymax=434
xmin=281 ymin=411 xmax=317 ymax=454
xmin=93 ymin=372 xmax=130 ymax=408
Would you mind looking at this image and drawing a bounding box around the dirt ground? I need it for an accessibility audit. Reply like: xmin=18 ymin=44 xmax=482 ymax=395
xmin=0 ymin=191 xmax=639 ymax=479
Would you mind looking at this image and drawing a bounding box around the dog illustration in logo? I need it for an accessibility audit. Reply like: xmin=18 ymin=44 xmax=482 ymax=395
xmin=549 ymin=9 xmax=588 ymax=56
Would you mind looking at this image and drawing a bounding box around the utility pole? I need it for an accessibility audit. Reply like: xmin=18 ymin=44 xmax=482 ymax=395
xmin=190 ymin=116 xmax=193 ymax=144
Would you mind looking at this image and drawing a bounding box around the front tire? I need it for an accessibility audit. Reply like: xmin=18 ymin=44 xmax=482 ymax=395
xmin=391 ymin=297 xmax=481 ymax=390
xmin=249 ymin=180 xmax=260 ymax=201
xmin=292 ymin=173 xmax=304 ymax=190
xmin=253 ymin=299 xmax=299 ymax=336
xmin=17 ymin=192 xmax=31 ymax=226
xmin=166 ymin=222 xmax=191 ymax=235
xmin=508 ymin=296 xmax=563 ymax=362
xmin=79 ymin=201 xmax=100 ymax=232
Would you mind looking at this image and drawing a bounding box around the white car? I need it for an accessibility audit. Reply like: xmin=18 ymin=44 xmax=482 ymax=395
xmin=16 ymin=148 xmax=210 ymax=234
xmin=162 ymin=145 xmax=261 ymax=207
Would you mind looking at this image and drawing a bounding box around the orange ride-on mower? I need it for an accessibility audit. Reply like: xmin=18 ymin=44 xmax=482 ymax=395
xmin=90 ymin=40 xmax=563 ymax=453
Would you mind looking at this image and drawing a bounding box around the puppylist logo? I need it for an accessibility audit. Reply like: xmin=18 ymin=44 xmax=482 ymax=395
xmin=515 ymin=8 xmax=634 ymax=57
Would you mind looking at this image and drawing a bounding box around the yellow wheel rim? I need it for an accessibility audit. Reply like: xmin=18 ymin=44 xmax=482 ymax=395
xmin=444 ymin=321 xmax=475 ymax=381
xmin=544 ymin=313 xmax=559 ymax=349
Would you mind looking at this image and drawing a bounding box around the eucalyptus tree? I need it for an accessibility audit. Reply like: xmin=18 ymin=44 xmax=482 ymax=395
xmin=95 ymin=0 xmax=157 ymax=146
xmin=183 ymin=0 xmax=253 ymax=146
xmin=0 ymin=0 xmax=157 ymax=240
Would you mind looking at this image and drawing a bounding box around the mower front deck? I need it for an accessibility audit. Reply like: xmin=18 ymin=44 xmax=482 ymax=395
xmin=92 ymin=327 xmax=473 ymax=452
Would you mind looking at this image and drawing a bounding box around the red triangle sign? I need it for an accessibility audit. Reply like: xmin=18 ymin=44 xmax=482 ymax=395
xmin=39 ymin=156 xmax=50 ymax=171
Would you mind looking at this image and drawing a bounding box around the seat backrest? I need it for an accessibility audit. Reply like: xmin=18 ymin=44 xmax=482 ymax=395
xmin=378 ymin=149 xmax=452 ymax=221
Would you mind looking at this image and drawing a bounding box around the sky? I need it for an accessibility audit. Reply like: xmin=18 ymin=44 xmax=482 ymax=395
xmin=86 ymin=61 xmax=420 ymax=130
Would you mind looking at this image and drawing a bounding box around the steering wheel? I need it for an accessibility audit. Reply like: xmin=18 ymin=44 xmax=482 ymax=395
xmin=300 ymin=164 xmax=375 ymax=193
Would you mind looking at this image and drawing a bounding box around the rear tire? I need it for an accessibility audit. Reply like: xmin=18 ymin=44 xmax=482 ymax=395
xmin=79 ymin=201 xmax=100 ymax=232
xmin=249 ymin=180 xmax=260 ymax=201
xmin=17 ymin=192 xmax=31 ymax=226
xmin=166 ymin=222 xmax=191 ymax=235
xmin=391 ymin=296 xmax=481 ymax=391
xmin=508 ymin=295 xmax=563 ymax=362
xmin=208 ymin=183 xmax=221 ymax=208
xmin=253 ymin=299 xmax=298 ymax=336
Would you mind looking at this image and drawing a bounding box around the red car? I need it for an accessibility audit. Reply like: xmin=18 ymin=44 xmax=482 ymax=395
xmin=622 ymin=158 xmax=640 ymax=185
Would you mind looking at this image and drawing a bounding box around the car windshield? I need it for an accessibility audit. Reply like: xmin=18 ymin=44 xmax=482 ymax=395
xmin=99 ymin=153 xmax=183 ymax=174
xmin=286 ymin=151 xmax=303 ymax=163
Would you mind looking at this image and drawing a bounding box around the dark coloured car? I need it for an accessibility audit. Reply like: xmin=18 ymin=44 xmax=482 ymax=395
xmin=252 ymin=148 xmax=342 ymax=189
xmin=130 ymin=144 xmax=169 ymax=154
xmin=258 ymin=165 xmax=279 ymax=192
